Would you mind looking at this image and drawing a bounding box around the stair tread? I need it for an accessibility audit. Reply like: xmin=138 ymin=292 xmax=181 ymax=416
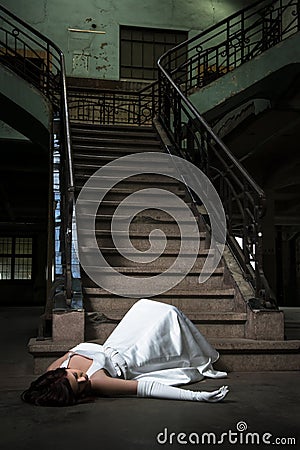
xmin=72 ymin=147 xmax=163 ymax=157
xmin=73 ymin=186 xmax=185 ymax=195
xmin=209 ymin=338 xmax=300 ymax=350
xmin=28 ymin=337 xmax=300 ymax=352
xmin=72 ymin=138 xmax=160 ymax=147
xmin=79 ymin=213 xmax=195 ymax=221
xmin=78 ymin=199 xmax=193 ymax=207
xmin=83 ymin=287 xmax=235 ymax=296
xmin=75 ymin=164 xmax=176 ymax=173
xmin=71 ymin=129 xmax=158 ymax=139
xmin=86 ymin=310 xmax=247 ymax=321
xmin=77 ymin=228 xmax=206 ymax=238
xmin=70 ymin=122 xmax=153 ymax=132
xmin=81 ymin=266 xmax=224 ymax=274
xmin=79 ymin=227 xmax=206 ymax=236
xmin=79 ymin=247 xmax=212 ymax=255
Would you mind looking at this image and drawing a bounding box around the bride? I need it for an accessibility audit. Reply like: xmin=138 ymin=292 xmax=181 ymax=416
xmin=22 ymin=299 xmax=229 ymax=406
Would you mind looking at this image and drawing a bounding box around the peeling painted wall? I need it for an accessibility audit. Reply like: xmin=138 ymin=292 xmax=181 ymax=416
xmin=1 ymin=0 xmax=254 ymax=80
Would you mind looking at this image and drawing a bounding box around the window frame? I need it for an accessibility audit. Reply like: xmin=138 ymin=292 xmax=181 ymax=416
xmin=119 ymin=25 xmax=188 ymax=81
xmin=0 ymin=235 xmax=34 ymax=283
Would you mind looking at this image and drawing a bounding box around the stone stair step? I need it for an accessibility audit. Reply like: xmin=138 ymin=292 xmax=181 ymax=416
xmin=85 ymin=311 xmax=247 ymax=341
xmin=211 ymin=338 xmax=300 ymax=371
xmin=81 ymin=267 xmax=226 ymax=291
xmin=86 ymin=309 xmax=246 ymax=322
xmin=82 ymin=289 xmax=239 ymax=313
xmin=80 ymin=246 xmax=209 ymax=256
xmin=71 ymin=122 xmax=154 ymax=133
xmin=80 ymin=208 xmax=196 ymax=223
xmin=73 ymin=144 xmax=163 ymax=157
xmin=77 ymin=200 xmax=195 ymax=216
xmin=94 ymin=220 xmax=200 ymax=234
xmin=74 ymin=171 xmax=178 ymax=188
xmin=71 ymin=126 xmax=158 ymax=140
xmin=72 ymin=136 xmax=160 ymax=148
xmin=75 ymin=162 xmax=176 ymax=176
xmin=73 ymin=185 xmax=187 ymax=201
xmin=74 ymin=173 xmax=180 ymax=185
xmin=81 ymin=265 xmax=224 ymax=275
xmin=28 ymin=337 xmax=300 ymax=374
xmin=77 ymin=229 xmax=207 ymax=249
xmin=78 ymin=248 xmax=219 ymax=269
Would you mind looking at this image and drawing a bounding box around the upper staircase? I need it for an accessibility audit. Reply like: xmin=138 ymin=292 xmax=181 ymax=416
xmin=71 ymin=122 xmax=247 ymax=344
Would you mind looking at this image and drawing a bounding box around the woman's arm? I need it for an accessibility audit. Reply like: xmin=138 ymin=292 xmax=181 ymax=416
xmin=46 ymin=352 xmax=70 ymax=371
xmin=91 ymin=370 xmax=138 ymax=396
xmin=89 ymin=371 xmax=228 ymax=401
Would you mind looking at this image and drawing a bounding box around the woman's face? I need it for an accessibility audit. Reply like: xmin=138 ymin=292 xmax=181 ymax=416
xmin=65 ymin=369 xmax=90 ymax=395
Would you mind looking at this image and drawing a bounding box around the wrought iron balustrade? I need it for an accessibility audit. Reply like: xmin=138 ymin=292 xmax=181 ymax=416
xmin=156 ymin=0 xmax=300 ymax=308
xmin=0 ymin=4 xmax=78 ymax=313
xmin=68 ymin=83 xmax=159 ymax=126
xmin=163 ymin=0 xmax=299 ymax=95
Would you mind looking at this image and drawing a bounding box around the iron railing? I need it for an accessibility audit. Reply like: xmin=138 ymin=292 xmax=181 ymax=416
xmin=68 ymin=83 xmax=159 ymax=126
xmin=0 ymin=4 xmax=78 ymax=314
xmin=162 ymin=0 xmax=300 ymax=95
xmin=157 ymin=0 xmax=299 ymax=307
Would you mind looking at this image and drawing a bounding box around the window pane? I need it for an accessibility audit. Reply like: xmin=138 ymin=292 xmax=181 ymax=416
xmin=0 ymin=237 xmax=12 ymax=255
xmin=14 ymin=257 xmax=32 ymax=280
xmin=0 ymin=257 xmax=12 ymax=279
xmin=120 ymin=26 xmax=188 ymax=80
xmin=15 ymin=237 xmax=32 ymax=255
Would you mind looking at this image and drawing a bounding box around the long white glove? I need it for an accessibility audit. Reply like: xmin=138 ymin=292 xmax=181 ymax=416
xmin=137 ymin=380 xmax=229 ymax=402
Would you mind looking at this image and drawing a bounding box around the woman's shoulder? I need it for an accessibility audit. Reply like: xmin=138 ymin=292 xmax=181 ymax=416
xmin=70 ymin=342 xmax=104 ymax=353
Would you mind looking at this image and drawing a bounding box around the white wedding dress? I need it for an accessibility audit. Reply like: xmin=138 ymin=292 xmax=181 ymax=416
xmin=61 ymin=299 xmax=226 ymax=386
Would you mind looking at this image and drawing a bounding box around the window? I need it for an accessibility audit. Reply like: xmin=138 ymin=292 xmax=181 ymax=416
xmin=120 ymin=26 xmax=188 ymax=80
xmin=0 ymin=237 xmax=33 ymax=280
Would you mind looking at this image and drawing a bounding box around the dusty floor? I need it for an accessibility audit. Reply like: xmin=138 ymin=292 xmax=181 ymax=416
xmin=0 ymin=307 xmax=299 ymax=450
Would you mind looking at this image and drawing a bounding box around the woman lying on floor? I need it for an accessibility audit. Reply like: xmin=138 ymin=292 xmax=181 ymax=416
xmin=22 ymin=299 xmax=229 ymax=406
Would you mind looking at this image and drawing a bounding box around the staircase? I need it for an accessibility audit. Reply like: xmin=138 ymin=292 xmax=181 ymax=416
xmin=71 ymin=122 xmax=247 ymax=340
xmin=62 ymin=121 xmax=298 ymax=372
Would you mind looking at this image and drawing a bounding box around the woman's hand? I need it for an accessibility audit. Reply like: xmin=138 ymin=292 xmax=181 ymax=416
xmin=137 ymin=381 xmax=229 ymax=402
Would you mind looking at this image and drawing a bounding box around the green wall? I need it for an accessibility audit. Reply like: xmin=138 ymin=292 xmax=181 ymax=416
xmin=0 ymin=121 xmax=28 ymax=140
xmin=0 ymin=64 xmax=51 ymax=146
xmin=1 ymin=0 xmax=253 ymax=80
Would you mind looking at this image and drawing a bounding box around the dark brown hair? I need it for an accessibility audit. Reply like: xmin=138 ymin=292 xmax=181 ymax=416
xmin=21 ymin=368 xmax=78 ymax=407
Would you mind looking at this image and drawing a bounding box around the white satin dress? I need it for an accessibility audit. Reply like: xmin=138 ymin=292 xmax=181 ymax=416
xmin=61 ymin=298 xmax=227 ymax=386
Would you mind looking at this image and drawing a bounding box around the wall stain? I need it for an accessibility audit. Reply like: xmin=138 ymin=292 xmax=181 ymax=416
xmin=96 ymin=64 xmax=111 ymax=71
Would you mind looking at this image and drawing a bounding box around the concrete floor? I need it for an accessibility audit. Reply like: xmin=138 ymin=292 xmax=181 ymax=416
xmin=0 ymin=307 xmax=299 ymax=450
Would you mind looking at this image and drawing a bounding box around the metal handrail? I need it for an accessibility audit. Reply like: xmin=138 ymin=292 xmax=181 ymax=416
xmin=68 ymin=81 xmax=159 ymax=126
xmin=156 ymin=0 xmax=299 ymax=307
xmin=0 ymin=4 xmax=76 ymax=309
xmin=160 ymin=0 xmax=299 ymax=92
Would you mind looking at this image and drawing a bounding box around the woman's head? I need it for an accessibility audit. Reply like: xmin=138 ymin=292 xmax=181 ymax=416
xmin=21 ymin=368 xmax=90 ymax=407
